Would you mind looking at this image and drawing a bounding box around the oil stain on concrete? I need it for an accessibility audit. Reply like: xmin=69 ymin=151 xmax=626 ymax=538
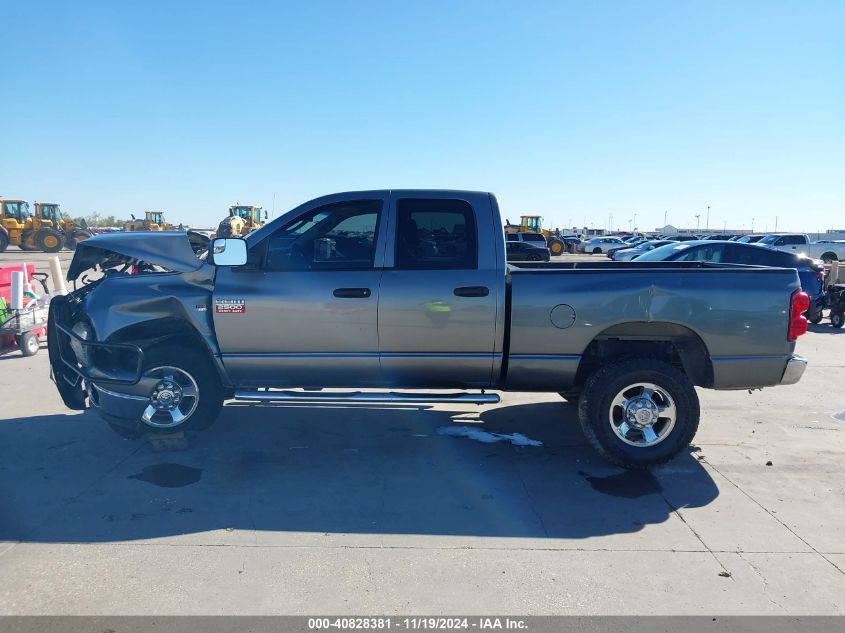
xmin=128 ymin=463 xmax=202 ymax=488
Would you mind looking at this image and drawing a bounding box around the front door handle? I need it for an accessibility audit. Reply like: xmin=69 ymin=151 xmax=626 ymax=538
xmin=333 ymin=287 xmax=371 ymax=298
xmin=454 ymin=286 xmax=489 ymax=298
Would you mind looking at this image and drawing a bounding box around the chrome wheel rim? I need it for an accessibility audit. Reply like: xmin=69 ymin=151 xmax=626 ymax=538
xmin=609 ymin=382 xmax=677 ymax=447
xmin=141 ymin=366 xmax=199 ymax=428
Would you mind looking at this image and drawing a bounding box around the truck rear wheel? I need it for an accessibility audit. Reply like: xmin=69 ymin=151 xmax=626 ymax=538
xmin=578 ymin=358 xmax=699 ymax=469
xmin=548 ymin=239 xmax=564 ymax=256
xmin=102 ymin=345 xmax=224 ymax=438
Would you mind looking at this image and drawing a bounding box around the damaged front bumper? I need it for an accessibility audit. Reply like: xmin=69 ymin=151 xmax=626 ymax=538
xmin=48 ymin=295 xmax=147 ymax=422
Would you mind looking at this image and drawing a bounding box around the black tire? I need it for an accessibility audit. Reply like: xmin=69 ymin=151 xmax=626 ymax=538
xmin=548 ymin=239 xmax=564 ymax=256
xmin=578 ymin=357 xmax=700 ymax=469
xmin=101 ymin=345 xmax=224 ymax=438
xmin=831 ymin=312 xmax=845 ymax=328
xmin=592 ymin=247 xmax=602 ymax=255
xmin=67 ymin=230 xmax=93 ymax=251
xmin=0 ymin=230 xmax=8 ymax=253
xmin=808 ymin=310 xmax=824 ymax=325
xmin=17 ymin=331 xmax=39 ymax=357
xmin=820 ymin=252 xmax=837 ymax=264
xmin=37 ymin=229 xmax=64 ymax=253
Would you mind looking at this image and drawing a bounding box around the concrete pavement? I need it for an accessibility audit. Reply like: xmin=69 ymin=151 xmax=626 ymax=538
xmin=0 ymin=325 xmax=844 ymax=614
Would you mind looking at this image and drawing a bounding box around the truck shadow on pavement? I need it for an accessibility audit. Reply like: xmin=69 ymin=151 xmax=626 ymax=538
xmin=0 ymin=400 xmax=719 ymax=543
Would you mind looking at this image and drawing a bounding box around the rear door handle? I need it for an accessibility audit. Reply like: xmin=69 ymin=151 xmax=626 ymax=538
xmin=333 ymin=287 xmax=371 ymax=298
xmin=453 ymin=286 xmax=489 ymax=298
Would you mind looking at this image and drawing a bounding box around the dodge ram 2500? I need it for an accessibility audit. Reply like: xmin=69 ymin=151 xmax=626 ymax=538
xmin=48 ymin=190 xmax=809 ymax=468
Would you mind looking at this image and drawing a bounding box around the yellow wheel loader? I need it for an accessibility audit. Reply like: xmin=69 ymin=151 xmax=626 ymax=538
xmin=216 ymin=204 xmax=267 ymax=238
xmin=34 ymin=202 xmax=93 ymax=250
xmin=0 ymin=199 xmax=65 ymax=253
xmin=123 ymin=211 xmax=174 ymax=232
xmin=504 ymin=215 xmax=566 ymax=256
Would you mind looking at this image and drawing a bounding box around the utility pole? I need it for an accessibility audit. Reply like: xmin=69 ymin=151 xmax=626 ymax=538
xmin=723 ymin=220 xmax=727 ymax=232
xmin=664 ymin=210 xmax=668 ymax=227
xmin=633 ymin=212 xmax=637 ymax=231
xmin=706 ymin=206 xmax=710 ymax=231
xmin=752 ymin=217 xmax=755 ymax=232
xmin=775 ymin=215 xmax=778 ymax=231
xmin=695 ymin=214 xmax=701 ymax=231
xmin=609 ymin=213 xmax=613 ymax=233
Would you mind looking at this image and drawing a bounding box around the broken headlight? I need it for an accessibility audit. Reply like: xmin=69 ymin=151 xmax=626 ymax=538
xmin=70 ymin=321 xmax=93 ymax=367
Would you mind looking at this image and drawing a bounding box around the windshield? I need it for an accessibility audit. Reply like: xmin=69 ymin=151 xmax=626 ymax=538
xmin=522 ymin=216 xmax=542 ymax=232
xmin=633 ymin=242 xmax=693 ymax=261
xmin=757 ymin=235 xmax=779 ymax=245
xmin=4 ymin=201 xmax=31 ymax=220
xmin=232 ymin=206 xmax=254 ymax=219
xmin=149 ymin=212 xmax=164 ymax=225
xmin=41 ymin=204 xmax=61 ymax=221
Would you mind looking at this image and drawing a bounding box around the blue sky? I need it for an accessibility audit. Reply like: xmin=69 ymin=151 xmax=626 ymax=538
xmin=2 ymin=1 xmax=842 ymax=232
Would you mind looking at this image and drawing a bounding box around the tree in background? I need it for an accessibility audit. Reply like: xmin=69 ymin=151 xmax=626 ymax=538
xmin=72 ymin=212 xmax=123 ymax=228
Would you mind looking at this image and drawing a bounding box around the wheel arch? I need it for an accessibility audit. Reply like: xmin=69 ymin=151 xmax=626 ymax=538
xmin=106 ymin=317 xmax=232 ymax=389
xmin=574 ymin=321 xmax=713 ymax=389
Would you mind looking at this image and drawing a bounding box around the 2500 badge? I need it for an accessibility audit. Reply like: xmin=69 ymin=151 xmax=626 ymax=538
xmin=215 ymin=299 xmax=245 ymax=314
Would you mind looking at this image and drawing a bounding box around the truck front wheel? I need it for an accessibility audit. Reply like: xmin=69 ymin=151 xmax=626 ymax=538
xmin=578 ymin=358 xmax=700 ymax=469
xmin=102 ymin=345 xmax=224 ymax=438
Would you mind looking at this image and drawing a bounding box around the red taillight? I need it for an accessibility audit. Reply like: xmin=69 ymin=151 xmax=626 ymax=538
xmin=788 ymin=290 xmax=809 ymax=341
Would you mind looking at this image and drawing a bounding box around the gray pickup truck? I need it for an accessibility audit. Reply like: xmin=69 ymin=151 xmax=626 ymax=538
xmin=48 ymin=190 xmax=809 ymax=468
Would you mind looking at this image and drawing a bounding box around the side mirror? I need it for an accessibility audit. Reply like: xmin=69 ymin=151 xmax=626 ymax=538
xmin=210 ymin=238 xmax=248 ymax=266
xmin=264 ymin=210 xmax=269 ymax=220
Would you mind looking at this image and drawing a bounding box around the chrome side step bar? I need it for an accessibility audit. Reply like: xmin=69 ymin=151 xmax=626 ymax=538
xmin=233 ymin=390 xmax=500 ymax=405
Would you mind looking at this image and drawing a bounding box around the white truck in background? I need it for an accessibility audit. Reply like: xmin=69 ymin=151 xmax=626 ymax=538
xmin=757 ymin=234 xmax=845 ymax=263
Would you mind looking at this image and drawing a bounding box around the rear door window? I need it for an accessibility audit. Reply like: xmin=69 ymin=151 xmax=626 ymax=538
xmin=395 ymin=199 xmax=477 ymax=270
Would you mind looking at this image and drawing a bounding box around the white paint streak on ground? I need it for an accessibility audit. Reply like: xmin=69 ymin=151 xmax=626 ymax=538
xmin=436 ymin=425 xmax=543 ymax=446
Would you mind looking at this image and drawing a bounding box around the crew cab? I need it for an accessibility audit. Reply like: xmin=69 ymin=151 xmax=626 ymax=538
xmin=49 ymin=190 xmax=809 ymax=468
xmin=757 ymin=233 xmax=845 ymax=263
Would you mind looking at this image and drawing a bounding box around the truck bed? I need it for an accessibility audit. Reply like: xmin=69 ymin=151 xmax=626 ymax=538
xmin=504 ymin=260 xmax=800 ymax=391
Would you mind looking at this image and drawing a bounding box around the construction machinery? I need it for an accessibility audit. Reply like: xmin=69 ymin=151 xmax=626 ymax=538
xmin=33 ymin=202 xmax=93 ymax=250
xmin=122 ymin=210 xmax=211 ymax=254
xmin=123 ymin=211 xmax=175 ymax=232
xmin=216 ymin=204 xmax=267 ymax=238
xmin=504 ymin=215 xmax=566 ymax=256
xmin=0 ymin=199 xmax=65 ymax=253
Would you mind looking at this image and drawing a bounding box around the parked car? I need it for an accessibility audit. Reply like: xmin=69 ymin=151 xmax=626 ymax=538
xmin=49 ymin=190 xmax=808 ymax=469
xmin=634 ymin=240 xmax=825 ymax=322
xmin=506 ymin=240 xmax=551 ymax=262
xmin=736 ymin=234 xmax=765 ymax=243
xmin=611 ymin=239 xmax=678 ymax=261
xmin=562 ymin=236 xmax=582 ymax=253
xmin=756 ymin=233 xmax=845 ymax=263
xmin=660 ymin=235 xmax=700 ymax=242
xmin=506 ymin=231 xmax=547 ymax=246
xmin=579 ymin=236 xmax=628 ymax=254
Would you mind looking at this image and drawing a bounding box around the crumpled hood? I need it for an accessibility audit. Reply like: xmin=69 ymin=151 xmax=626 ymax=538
xmin=67 ymin=231 xmax=204 ymax=280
